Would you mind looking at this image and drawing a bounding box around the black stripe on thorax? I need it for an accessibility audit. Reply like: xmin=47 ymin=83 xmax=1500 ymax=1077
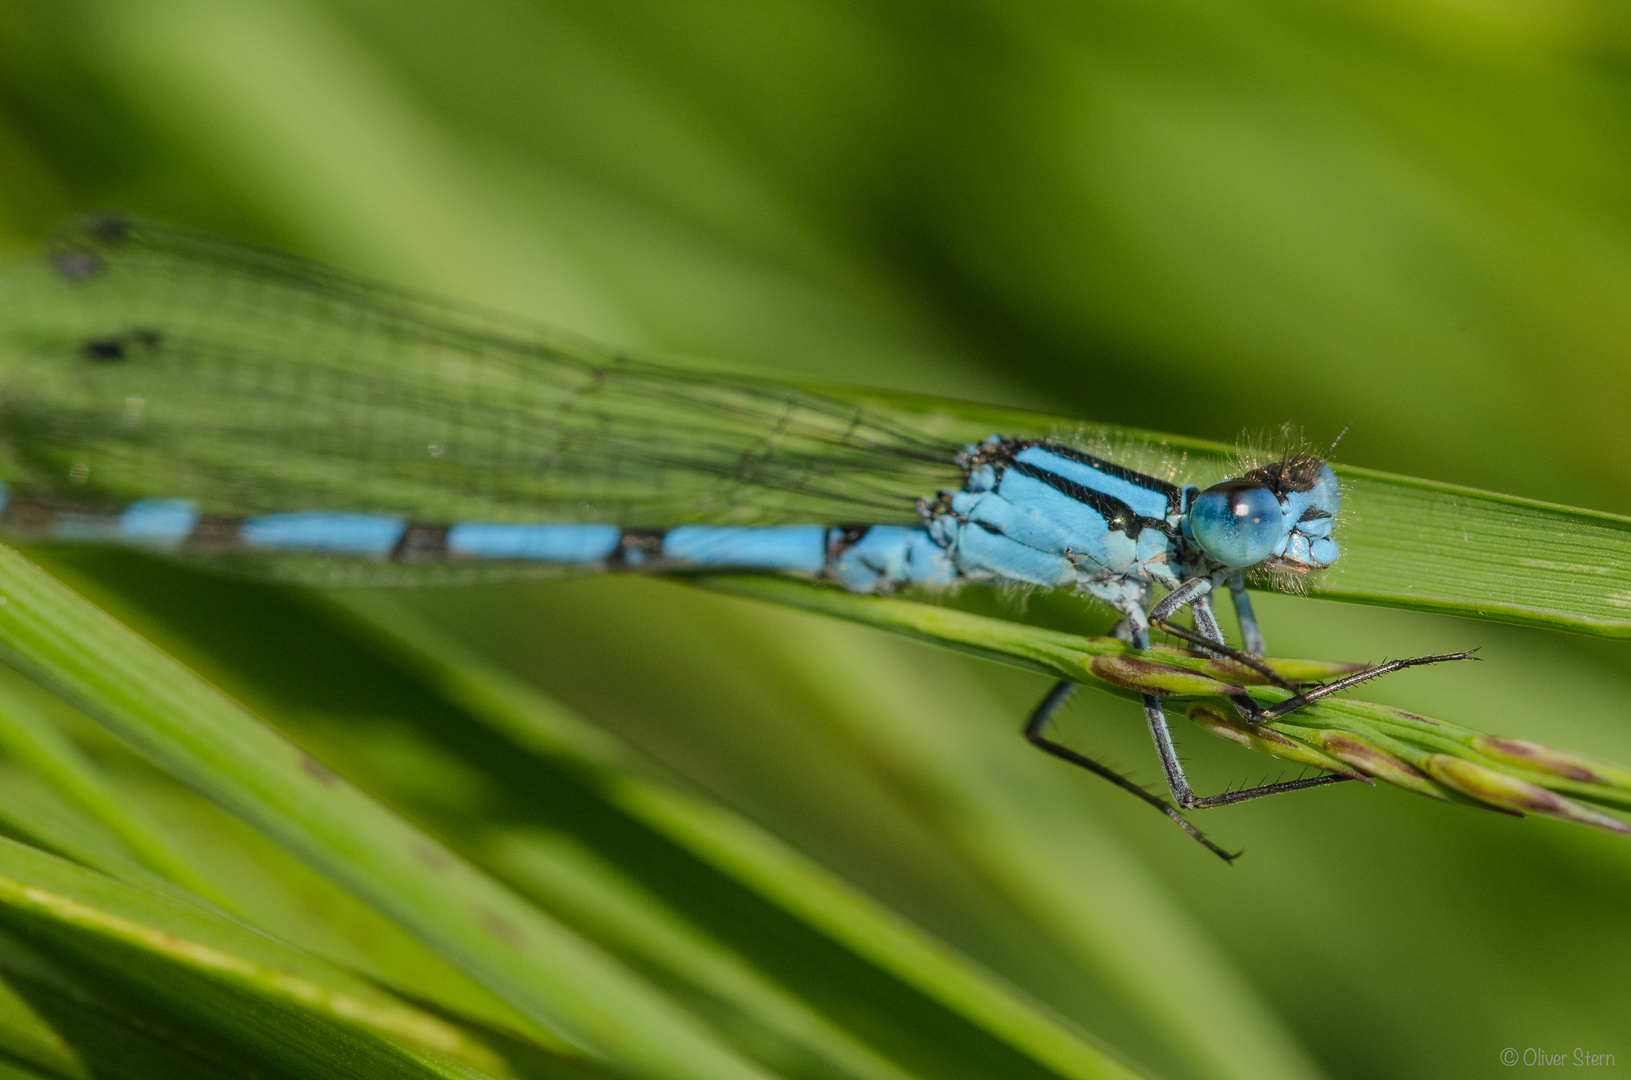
xmin=1016 ymin=440 xmax=1184 ymax=511
xmin=1006 ymin=459 xmax=1172 ymax=540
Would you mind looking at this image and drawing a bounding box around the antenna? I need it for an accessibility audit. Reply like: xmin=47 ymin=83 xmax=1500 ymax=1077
xmin=1323 ymin=424 xmax=1352 ymax=463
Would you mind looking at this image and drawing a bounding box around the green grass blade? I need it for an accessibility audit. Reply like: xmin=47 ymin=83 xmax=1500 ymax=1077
xmin=0 ymin=669 xmax=560 ymax=1051
xmin=331 ymin=591 xmax=1152 ymax=1080
xmin=611 ymin=782 xmax=1145 ymax=1080
xmin=0 ymin=670 xmax=231 ymax=904
xmin=695 ymin=576 xmax=1631 ymax=832
xmin=833 ymin=391 xmax=1631 ymax=636
xmin=0 ymin=939 xmax=91 ymax=1080
xmin=0 ymin=543 xmax=783 ymax=1080
xmin=1309 ymin=468 xmax=1631 ymax=634
xmin=0 ymin=833 xmax=508 ymax=1078
xmin=689 ymin=574 xmax=1252 ymax=691
xmin=720 ymin=611 xmax=1330 ymax=1080
xmin=0 ymin=1058 xmax=55 ymax=1080
xmin=483 ymin=830 xmax=922 ymax=1080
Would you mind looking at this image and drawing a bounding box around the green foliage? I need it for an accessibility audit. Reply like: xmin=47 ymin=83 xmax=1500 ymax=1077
xmin=1 ymin=2 xmax=1630 ymax=1080
xmin=0 ymin=542 xmax=1148 ymax=1080
xmin=698 ymin=575 xmax=1631 ymax=830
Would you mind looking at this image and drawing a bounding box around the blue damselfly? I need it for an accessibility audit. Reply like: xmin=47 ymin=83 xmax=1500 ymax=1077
xmin=0 ymin=216 xmax=1464 ymax=859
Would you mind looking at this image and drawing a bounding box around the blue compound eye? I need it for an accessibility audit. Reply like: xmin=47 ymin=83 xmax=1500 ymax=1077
xmin=1187 ymin=482 xmax=1286 ymax=567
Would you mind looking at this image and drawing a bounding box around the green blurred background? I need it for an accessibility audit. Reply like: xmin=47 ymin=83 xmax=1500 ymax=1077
xmin=3 ymin=1 xmax=1630 ymax=1077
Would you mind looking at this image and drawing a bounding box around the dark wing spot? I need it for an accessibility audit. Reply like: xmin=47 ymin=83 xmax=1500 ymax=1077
xmin=81 ymin=331 xmax=163 ymax=362
xmin=83 ymin=339 xmax=127 ymax=362
xmin=87 ymin=214 xmax=134 ymax=241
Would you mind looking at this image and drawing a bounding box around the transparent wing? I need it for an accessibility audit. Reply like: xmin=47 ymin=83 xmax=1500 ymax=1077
xmin=0 ymin=218 xmax=964 ymax=544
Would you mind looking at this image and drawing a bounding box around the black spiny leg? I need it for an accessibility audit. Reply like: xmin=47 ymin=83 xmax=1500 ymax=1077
xmin=1151 ymin=618 xmax=1300 ymax=689
xmin=1021 ymin=591 xmax=1469 ymax=859
xmin=1252 ymin=651 xmax=1479 ymax=720
xmin=1148 ymin=617 xmax=1477 ymax=719
xmin=1023 ymin=679 xmax=1242 ymax=863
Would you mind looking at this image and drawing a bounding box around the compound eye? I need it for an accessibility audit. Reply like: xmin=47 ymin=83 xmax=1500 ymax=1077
xmin=1188 ymin=483 xmax=1285 ymax=567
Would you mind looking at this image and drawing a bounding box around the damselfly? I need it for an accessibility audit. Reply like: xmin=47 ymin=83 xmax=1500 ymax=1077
xmin=0 ymin=216 xmax=1462 ymax=860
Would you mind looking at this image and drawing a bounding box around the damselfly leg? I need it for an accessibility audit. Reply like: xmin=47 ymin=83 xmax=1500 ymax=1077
xmin=1023 ymin=681 xmax=1243 ymax=863
xmin=1024 ymin=577 xmax=1473 ymax=860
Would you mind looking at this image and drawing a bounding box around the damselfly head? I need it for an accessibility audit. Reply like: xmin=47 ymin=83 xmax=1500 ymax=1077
xmin=1185 ymin=454 xmax=1341 ymax=573
xmin=1251 ymin=455 xmax=1341 ymax=573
